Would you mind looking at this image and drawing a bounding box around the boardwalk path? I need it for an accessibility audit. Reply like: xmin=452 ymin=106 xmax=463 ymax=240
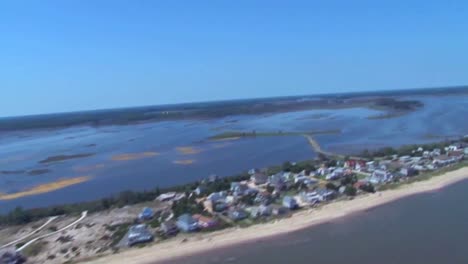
xmin=16 ymin=211 xmax=87 ymax=252
xmin=0 ymin=216 xmax=58 ymax=249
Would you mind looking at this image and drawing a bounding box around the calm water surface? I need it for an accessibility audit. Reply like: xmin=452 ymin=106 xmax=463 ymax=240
xmin=0 ymin=95 xmax=467 ymax=211
xmin=164 ymin=179 xmax=468 ymax=264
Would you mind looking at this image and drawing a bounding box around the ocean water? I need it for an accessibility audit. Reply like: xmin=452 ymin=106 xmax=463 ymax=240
xmin=0 ymin=94 xmax=467 ymax=211
xmin=163 ymin=179 xmax=468 ymax=264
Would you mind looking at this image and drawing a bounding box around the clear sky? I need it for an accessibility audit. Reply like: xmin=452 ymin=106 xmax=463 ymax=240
xmin=1 ymin=1 xmax=468 ymax=117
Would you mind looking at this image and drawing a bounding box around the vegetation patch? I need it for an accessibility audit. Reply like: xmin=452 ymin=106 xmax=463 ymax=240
xmin=39 ymin=153 xmax=94 ymax=164
xmin=209 ymin=129 xmax=341 ymax=140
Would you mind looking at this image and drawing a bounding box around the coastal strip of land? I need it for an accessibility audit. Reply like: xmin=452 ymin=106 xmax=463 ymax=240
xmin=83 ymin=166 xmax=468 ymax=264
xmin=209 ymin=129 xmax=341 ymax=140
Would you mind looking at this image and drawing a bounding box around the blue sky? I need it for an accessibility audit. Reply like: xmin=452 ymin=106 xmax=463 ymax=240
xmin=1 ymin=1 xmax=468 ymax=117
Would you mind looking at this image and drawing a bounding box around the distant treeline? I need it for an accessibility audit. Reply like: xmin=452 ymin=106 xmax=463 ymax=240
xmin=9 ymin=85 xmax=468 ymax=131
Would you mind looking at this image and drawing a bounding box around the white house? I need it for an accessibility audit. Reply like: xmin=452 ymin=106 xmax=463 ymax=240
xmin=369 ymin=170 xmax=392 ymax=184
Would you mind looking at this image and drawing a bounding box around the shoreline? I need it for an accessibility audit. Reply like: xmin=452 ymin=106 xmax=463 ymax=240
xmin=83 ymin=166 xmax=468 ymax=264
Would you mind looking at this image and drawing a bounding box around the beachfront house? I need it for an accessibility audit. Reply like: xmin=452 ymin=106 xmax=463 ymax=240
xmin=316 ymin=188 xmax=337 ymax=201
xmin=300 ymin=191 xmax=322 ymax=204
xmin=282 ymin=196 xmax=299 ymax=209
xmin=138 ymin=207 xmax=154 ymax=221
xmin=161 ymin=220 xmax=179 ymax=236
xmin=193 ymin=214 xmax=218 ymax=229
xmin=176 ymin=214 xmax=199 ymax=232
xmin=433 ymin=155 xmax=456 ymax=167
xmin=228 ymin=207 xmax=248 ymax=221
xmin=369 ymin=170 xmax=393 ymax=184
xmin=127 ymin=224 xmax=154 ymax=247
xmin=271 ymin=205 xmax=290 ymax=216
xmin=400 ymin=167 xmax=418 ymax=177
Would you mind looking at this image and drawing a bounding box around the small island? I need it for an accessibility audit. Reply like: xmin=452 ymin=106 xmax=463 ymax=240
xmin=38 ymin=153 xmax=95 ymax=164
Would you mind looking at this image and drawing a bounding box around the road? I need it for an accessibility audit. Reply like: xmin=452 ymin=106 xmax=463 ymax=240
xmin=0 ymin=216 xmax=58 ymax=249
xmin=16 ymin=211 xmax=87 ymax=252
xmin=303 ymin=134 xmax=365 ymax=160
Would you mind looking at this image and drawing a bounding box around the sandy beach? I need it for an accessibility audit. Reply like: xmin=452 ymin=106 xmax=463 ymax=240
xmin=83 ymin=166 xmax=468 ymax=264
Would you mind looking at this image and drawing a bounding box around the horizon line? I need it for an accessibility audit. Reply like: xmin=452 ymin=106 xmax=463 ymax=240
xmin=2 ymin=84 xmax=467 ymax=119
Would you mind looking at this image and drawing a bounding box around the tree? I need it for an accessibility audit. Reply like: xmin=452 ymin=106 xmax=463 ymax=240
xmin=344 ymin=186 xmax=357 ymax=196
xmin=282 ymin=161 xmax=293 ymax=172
xmin=326 ymin=182 xmax=338 ymax=191
xmin=360 ymin=183 xmax=375 ymax=193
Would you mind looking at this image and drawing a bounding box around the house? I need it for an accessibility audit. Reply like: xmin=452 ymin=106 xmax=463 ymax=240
xmin=271 ymin=205 xmax=290 ymax=216
xmin=316 ymin=188 xmax=337 ymax=201
xmin=400 ymin=167 xmax=418 ymax=177
xmin=317 ymin=167 xmax=330 ymax=176
xmin=326 ymin=168 xmax=345 ymax=180
xmin=300 ymin=191 xmax=321 ymax=204
xmin=448 ymin=145 xmax=459 ymax=151
xmin=268 ymin=173 xmax=287 ymax=192
xmin=339 ymin=185 xmax=346 ymax=194
xmin=251 ymin=173 xmax=268 ymax=185
xmin=231 ymin=182 xmax=248 ymax=196
xmin=176 ymin=214 xmax=199 ymax=232
xmin=355 ymin=160 xmax=367 ymax=171
xmin=448 ymin=151 xmax=464 ymax=161
xmin=258 ymin=204 xmax=272 ymax=216
xmin=399 ymin=156 xmax=412 ymax=162
xmin=366 ymin=161 xmax=376 ymax=171
xmin=127 ymin=224 xmax=154 ymax=246
xmin=207 ymin=191 xmax=227 ymax=203
xmin=208 ymin=174 xmax=219 ymax=183
xmin=432 ymin=148 xmax=441 ymax=156
xmin=344 ymin=160 xmax=366 ymax=170
xmin=156 ymin=192 xmax=177 ymax=202
xmin=294 ymin=174 xmax=309 ymax=184
xmin=248 ymin=168 xmax=261 ymax=175
xmin=282 ymin=196 xmax=298 ymax=209
xmin=193 ymin=214 xmax=218 ymax=229
xmin=228 ymin=207 xmax=248 ymax=221
xmin=353 ymin=180 xmax=369 ymax=190
xmin=161 ymin=220 xmax=179 ymax=236
xmin=138 ymin=207 xmax=154 ymax=221
xmin=423 ymin=151 xmax=431 ymax=158
xmin=203 ymin=199 xmax=229 ymax=213
xmin=255 ymin=191 xmax=273 ymax=205
xmin=344 ymin=160 xmax=357 ymax=169
xmin=194 ymin=185 xmax=208 ymax=196
xmin=369 ymin=170 xmax=392 ymax=184
xmin=433 ymin=155 xmax=455 ymax=166
xmin=268 ymin=173 xmax=286 ymax=186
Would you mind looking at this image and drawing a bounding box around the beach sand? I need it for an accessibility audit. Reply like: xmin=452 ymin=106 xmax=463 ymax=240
xmin=83 ymin=167 xmax=468 ymax=264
